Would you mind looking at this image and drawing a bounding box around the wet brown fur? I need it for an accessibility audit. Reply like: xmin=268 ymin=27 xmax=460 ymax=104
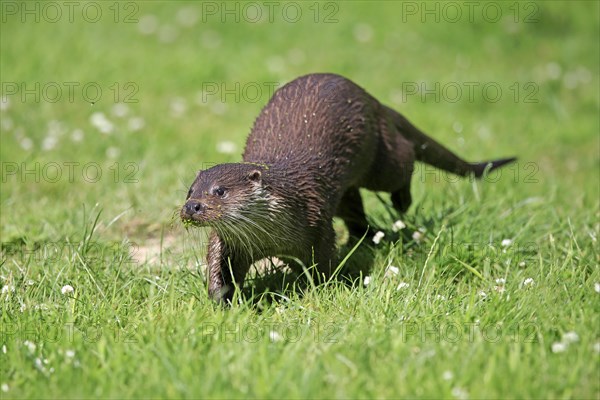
xmin=181 ymin=73 xmax=516 ymax=303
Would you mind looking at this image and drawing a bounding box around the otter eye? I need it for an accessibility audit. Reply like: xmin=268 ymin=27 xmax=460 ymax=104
xmin=212 ymin=187 xmax=225 ymax=197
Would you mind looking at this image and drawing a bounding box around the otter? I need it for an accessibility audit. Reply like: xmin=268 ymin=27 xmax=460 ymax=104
xmin=181 ymin=73 xmax=516 ymax=303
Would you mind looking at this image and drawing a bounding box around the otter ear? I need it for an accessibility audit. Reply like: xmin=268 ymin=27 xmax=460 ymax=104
xmin=247 ymin=169 xmax=262 ymax=182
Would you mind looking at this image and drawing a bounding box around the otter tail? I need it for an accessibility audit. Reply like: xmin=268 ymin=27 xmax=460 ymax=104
xmin=385 ymin=106 xmax=516 ymax=178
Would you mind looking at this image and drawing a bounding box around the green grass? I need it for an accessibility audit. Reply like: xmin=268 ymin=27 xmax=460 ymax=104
xmin=1 ymin=1 xmax=599 ymax=398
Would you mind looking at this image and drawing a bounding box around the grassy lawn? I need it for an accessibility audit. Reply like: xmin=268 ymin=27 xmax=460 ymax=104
xmin=1 ymin=1 xmax=598 ymax=398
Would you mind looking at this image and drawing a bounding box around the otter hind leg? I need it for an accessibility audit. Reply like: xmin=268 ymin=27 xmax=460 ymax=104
xmin=336 ymin=187 xmax=372 ymax=238
xmin=391 ymin=186 xmax=412 ymax=214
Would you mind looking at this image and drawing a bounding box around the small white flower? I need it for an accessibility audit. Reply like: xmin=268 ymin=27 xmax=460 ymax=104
xmin=436 ymin=294 xmax=447 ymax=301
xmin=442 ymin=370 xmax=454 ymax=381
xmin=451 ymin=387 xmax=468 ymax=400
xmin=19 ymin=137 xmax=33 ymax=151
xmin=2 ymin=345 xmax=6 ymax=354
xmin=396 ymin=282 xmax=410 ymax=290
xmin=61 ymin=285 xmax=74 ymax=295
xmin=1 ymin=384 xmax=8 ymax=393
xmin=0 ymin=96 xmax=10 ymax=111
xmin=23 ymin=340 xmax=36 ymax=353
xmin=551 ymin=342 xmax=567 ymax=353
xmin=372 ymin=231 xmax=385 ymax=245
xmin=268 ymin=331 xmax=282 ymax=343
xmin=518 ymin=261 xmax=526 ymax=268
xmin=106 ymin=147 xmax=120 ymax=159
xmin=138 ymin=15 xmax=159 ymax=35
xmin=353 ymin=23 xmax=373 ymax=43
xmin=385 ymin=265 xmax=399 ymax=277
xmin=216 ymin=141 xmax=237 ymax=154
xmin=412 ymin=231 xmax=423 ymax=243
xmin=1 ymin=285 xmax=14 ymax=294
xmin=42 ymin=135 xmax=58 ymax=151
xmin=26 ymin=279 xmax=35 ymax=286
xmin=169 ymin=97 xmax=187 ymax=117
xmin=111 ymin=103 xmax=129 ymax=118
xmin=493 ymin=286 xmax=506 ymax=294
xmin=562 ymin=331 xmax=579 ymax=344
xmin=363 ymin=276 xmax=371 ymax=286
xmin=65 ymin=349 xmax=76 ymax=358
xmin=90 ymin=112 xmax=114 ymax=134
xmin=495 ymin=278 xmax=506 ymax=285
xmin=594 ymin=282 xmax=600 ymax=294
xmin=593 ymin=342 xmax=600 ymax=353
xmin=392 ymin=220 xmax=406 ymax=232
xmin=501 ymin=239 xmax=513 ymax=247
xmin=71 ymin=129 xmax=84 ymax=142
xmin=127 ymin=117 xmax=145 ymax=132
xmin=478 ymin=291 xmax=487 ymax=299
xmin=522 ymin=278 xmax=535 ymax=287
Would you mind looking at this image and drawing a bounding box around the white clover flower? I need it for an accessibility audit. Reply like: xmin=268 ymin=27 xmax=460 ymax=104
xmin=594 ymin=282 xmax=600 ymax=294
xmin=2 ymin=345 xmax=6 ymax=354
xmin=392 ymin=220 xmax=406 ymax=232
xmin=442 ymin=370 xmax=454 ymax=381
xmin=268 ymin=331 xmax=282 ymax=343
xmin=138 ymin=15 xmax=159 ymax=35
xmin=65 ymin=349 xmax=76 ymax=358
xmin=353 ymin=23 xmax=374 ymax=43
xmin=363 ymin=276 xmax=371 ymax=286
xmin=106 ymin=147 xmax=120 ymax=159
xmin=216 ymin=141 xmax=237 ymax=154
xmin=42 ymin=135 xmax=58 ymax=151
xmin=1 ymin=384 xmax=8 ymax=393
xmin=71 ymin=129 xmax=84 ymax=142
xmin=551 ymin=342 xmax=567 ymax=353
xmin=495 ymin=278 xmax=506 ymax=285
xmin=385 ymin=265 xmax=399 ymax=278
xmin=61 ymin=285 xmax=74 ymax=295
xmin=372 ymin=231 xmax=385 ymax=245
xmin=111 ymin=103 xmax=129 ymax=118
xmin=90 ymin=112 xmax=114 ymax=134
xmin=169 ymin=97 xmax=187 ymax=117
xmin=493 ymin=286 xmax=506 ymax=294
xmin=396 ymin=282 xmax=410 ymax=291
xmin=593 ymin=342 xmax=600 ymax=353
xmin=1 ymin=285 xmax=14 ymax=294
xmin=19 ymin=137 xmax=33 ymax=151
xmin=522 ymin=278 xmax=535 ymax=287
xmin=127 ymin=117 xmax=145 ymax=132
xmin=518 ymin=261 xmax=526 ymax=268
xmin=23 ymin=340 xmax=36 ymax=353
xmin=478 ymin=291 xmax=487 ymax=299
xmin=562 ymin=331 xmax=579 ymax=344
xmin=412 ymin=231 xmax=423 ymax=243
xmin=0 ymin=96 xmax=10 ymax=111
xmin=451 ymin=387 xmax=468 ymax=400
xmin=501 ymin=239 xmax=513 ymax=247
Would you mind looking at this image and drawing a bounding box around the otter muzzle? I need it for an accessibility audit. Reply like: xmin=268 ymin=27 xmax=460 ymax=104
xmin=181 ymin=199 xmax=206 ymax=220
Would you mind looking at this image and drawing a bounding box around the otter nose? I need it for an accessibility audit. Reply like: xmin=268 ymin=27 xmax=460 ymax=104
xmin=184 ymin=200 xmax=205 ymax=216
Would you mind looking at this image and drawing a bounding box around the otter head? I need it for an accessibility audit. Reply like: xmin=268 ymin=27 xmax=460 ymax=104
xmin=180 ymin=163 xmax=269 ymax=229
